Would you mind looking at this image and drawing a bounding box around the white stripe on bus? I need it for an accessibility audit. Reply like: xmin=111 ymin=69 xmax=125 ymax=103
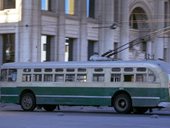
xmin=132 ymin=96 xmax=160 ymax=100
xmin=1 ymin=94 xmax=18 ymax=97
xmin=36 ymin=95 xmax=112 ymax=99
xmin=1 ymin=94 xmax=160 ymax=100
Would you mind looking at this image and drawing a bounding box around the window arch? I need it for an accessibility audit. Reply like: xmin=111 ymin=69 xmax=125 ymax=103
xmin=129 ymin=7 xmax=148 ymax=29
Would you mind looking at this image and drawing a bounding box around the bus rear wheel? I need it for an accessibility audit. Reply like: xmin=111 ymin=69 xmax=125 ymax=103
xmin=113 ymin=93 xmax=132 ymax=114
xmin=43 ymin=105 xmax=56 ymax=112
xmin=20 ymin=93 xmax=36 ymax=111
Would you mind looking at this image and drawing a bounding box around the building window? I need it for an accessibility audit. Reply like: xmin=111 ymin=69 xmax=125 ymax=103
xmin=0 ymin=0 xmax=16 ymax=10
xmin=129 ymin=7 xmax=148 ymax=29
xmin=87 ymin=0 xmax=95 ymax=18
xmin=65 ymin=0 xmax=75 ymax=15
xmin=164 ymin=1 xmax=169 ymax=27
xmin=88 ymin=40 xmax=98 ymax=60
xmin=65 ymin=38 xmax=76 ymax=61
xmin=141 ymin=39 xmax=147 ymax=52
xmin=114 ymin=0 xmax=120 ymax=23
xmin=2 ymin=34 xmax=15 ymax=63
xmin=41 ymin=35 xmax=53 ymax=62
xmin=41 ymin=0 xmax=52 ymax=11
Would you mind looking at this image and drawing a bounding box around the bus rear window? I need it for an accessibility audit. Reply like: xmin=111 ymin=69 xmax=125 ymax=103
xmin=8 ymin=69 xmax=17 ymax=82
xmin=0 ymin=69 xmax=8 ymax=81
xmin=0 ymin=69 xmax=17 ymax=82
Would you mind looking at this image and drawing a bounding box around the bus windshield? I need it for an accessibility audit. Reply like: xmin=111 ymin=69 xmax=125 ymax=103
xmin=156 ymin=60 xmax=170 ymax=74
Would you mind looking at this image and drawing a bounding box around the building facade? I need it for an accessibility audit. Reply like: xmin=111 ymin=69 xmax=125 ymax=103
xmin=0 ymin=0 xmax=170 ymax=64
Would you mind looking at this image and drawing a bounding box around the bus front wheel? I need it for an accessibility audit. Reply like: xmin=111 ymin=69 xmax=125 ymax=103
xmin=20 ymin=93 xmax=36 ymax=111
xmin=113 ymin=93 xmax=132 ymax=114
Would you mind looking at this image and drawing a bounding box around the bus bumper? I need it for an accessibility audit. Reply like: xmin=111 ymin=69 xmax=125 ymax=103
xmin=158 ymin=102 xmax=170 ymax=108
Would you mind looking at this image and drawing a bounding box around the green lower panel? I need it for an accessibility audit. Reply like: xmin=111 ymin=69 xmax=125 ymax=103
xmin=132 ymin=99 xmax=160 ymax=107
xmin=37 ymin=97 xmax=111 ymax=106
xmin=1 ymin=86 xmax=170 ymax=107
xmin=1 ymin=96 xmax=18 ymax=104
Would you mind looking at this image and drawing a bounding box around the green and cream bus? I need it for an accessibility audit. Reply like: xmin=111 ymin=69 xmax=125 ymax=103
xmin=0 ymin=60 xmax=170 ymax=114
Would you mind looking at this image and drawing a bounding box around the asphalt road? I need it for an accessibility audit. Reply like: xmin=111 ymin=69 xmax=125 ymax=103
xmin=0 ymin=104 xmax=170 ymax=128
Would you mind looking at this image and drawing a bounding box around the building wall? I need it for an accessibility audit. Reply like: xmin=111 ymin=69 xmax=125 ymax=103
xmin=0 ymin=0 xmax=170 ymax=64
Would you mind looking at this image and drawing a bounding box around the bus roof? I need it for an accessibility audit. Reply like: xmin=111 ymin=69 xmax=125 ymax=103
xmin=1 ymin=60 xmax=170 ymax=73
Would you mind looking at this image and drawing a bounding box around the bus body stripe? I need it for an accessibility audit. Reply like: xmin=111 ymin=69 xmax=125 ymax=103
xmin=1 ymin=94 xmax=160 ymax=100
xmin=1 ymin=94 xmax=18 ymax=97
xmin=36 ymin=95 xmax=111 ymax=99
xmin=132 ymin=96 xmax=160 ymax=100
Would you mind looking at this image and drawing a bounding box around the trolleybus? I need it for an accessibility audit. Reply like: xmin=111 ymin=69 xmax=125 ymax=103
xmin=0 ymin=60 xmax=170 ymax=114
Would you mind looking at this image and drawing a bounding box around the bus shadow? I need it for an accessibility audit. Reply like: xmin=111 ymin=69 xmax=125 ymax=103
xmin=1 ymin=105 xmax=170 ymax=117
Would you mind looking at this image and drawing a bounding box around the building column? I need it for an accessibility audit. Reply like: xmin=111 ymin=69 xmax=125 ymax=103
xmin=99 ymin=0 xmax=114 ymax=56
xmin=147 ymin=40 xmax=153 ymax=59
xmin=119 ymin=0 xmax=130 ymax=60
xmin=31 ymin=0 xmax=41 ymax=62
xmin=154 ymin=0 xmax=165 ymax=60
xmin=18 ymin=0 xmax=32 ymax=62
xmin=56 ymin=0 xmax=65 ymax=61
xmin=18 ymin=0 xmax=41 ymax=62
xmin=166 ymin=1 xmax=170 ymax=62
xmin=78 ymin=0 xmax=88 ymax=61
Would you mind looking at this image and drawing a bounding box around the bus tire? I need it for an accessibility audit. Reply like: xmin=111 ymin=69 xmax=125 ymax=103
xmin=20 ymin=93 xmax=36 ymax=111
xmin=43 ymin=105 xmax=56 ymax=112
xmin=113 ymin=93 xmax=132 ymax=114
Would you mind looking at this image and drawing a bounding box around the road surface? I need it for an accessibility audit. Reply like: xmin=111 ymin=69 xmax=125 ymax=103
xmin=0 ymin=104 xmax=170 ymax=128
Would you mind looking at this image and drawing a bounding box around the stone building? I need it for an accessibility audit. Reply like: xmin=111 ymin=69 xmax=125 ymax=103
xmin=0 ymin=0 xmax=170 ymax=64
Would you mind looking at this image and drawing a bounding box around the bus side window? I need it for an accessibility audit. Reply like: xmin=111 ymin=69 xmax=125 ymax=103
xmin=33 ymin=74 xmax=42 ymax=82
xmin=77 ymin=74 xmax=87 ymax=82
xmin=111 ymin=74 xmax=121 ymax=82
xmin=65 ymin=74 xmax=75 ymax=82
xmin=22 ymin=74 xmax=32 ymax=82
xmin=55 ymin=74 xmax=64 ymax=82
xmin=136 ymin=74 xmax=147 ymax=82
xmin=124 ymin=74 xmax=134 ymax=82
xmin=93 ymin=74 xmax=105 ymax=82
xmin=8 ymin=69 xmax=17 ymax=82
xmin=148 ymin=70 xmax=156 ymax=82
xmin=44 ymin=74 xmax=53 ymax=82
xmin=0 ymin=69 xmax=8 ymax=81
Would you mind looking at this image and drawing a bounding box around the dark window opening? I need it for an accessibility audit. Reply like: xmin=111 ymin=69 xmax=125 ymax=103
xmin=0 ymin=0 xmax=16 ymax=10
xmin=3 ymin=34 xmax=15 ymax=63
xmin=124 ymin=74 xmax=134 ymax=82
xmin=87 ymin=0 xmax=95 ymax=18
